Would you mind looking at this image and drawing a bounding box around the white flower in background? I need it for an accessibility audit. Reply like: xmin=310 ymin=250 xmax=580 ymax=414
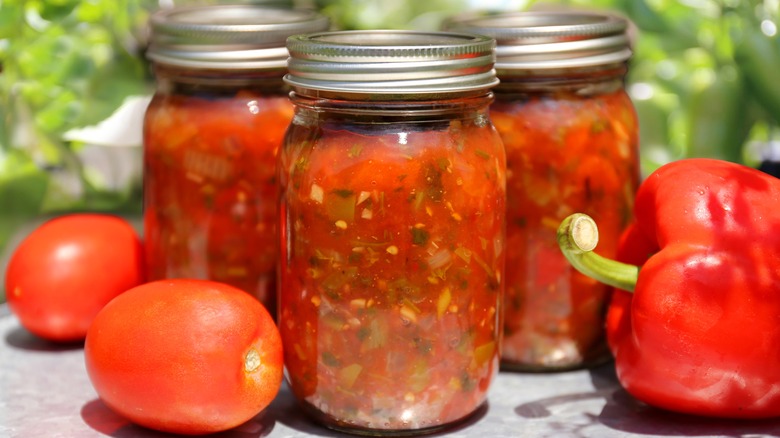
xmin=62 ymin=96 xmax=151 ymax=192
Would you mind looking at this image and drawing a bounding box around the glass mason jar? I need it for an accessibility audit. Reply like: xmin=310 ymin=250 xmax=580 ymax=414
xmin=279 ymin=31 xmax=506 ymax=435
xmin=447 ymin=12 xmax=640 ymax=371
xmin=143 ymin=5 xmax=328 ymax=311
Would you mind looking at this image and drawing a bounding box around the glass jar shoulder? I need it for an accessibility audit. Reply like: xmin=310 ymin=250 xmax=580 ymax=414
xmin=489 ymin=88 xmax=638 ymax=178
xmin=280 ymin=116 xmax=506 ymax=203
xmin=144 ymin=88 xmax=294 ymax=181
xmin=145 ymin=89 xmax=293 ymax=142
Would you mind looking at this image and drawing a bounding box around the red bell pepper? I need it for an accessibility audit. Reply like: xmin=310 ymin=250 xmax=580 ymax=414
xmin=558 ymin=158 xmax=780 ymax=419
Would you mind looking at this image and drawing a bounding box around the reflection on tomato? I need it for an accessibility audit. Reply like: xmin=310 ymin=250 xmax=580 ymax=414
xmin=5 ymin=214 xmax=144 ymax=342
xmin=84 ymin=279 xmax=283 ymax=436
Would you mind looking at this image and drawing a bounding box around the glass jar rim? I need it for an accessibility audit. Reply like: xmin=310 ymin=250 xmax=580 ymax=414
xmin=443 ymin=10 xmax=631 ymax=71
xmin=284 ymin=30 xmax=499 ymax=97
xmin=146 ymin=5 xmax=330 ymax=70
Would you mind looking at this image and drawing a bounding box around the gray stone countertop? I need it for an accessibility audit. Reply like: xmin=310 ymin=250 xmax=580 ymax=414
xmin=2 ymin=305 xmax=780 ymax=438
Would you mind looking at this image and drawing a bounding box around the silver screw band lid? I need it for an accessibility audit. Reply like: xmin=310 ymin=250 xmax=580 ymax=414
xmin=146 ymin=5 xmax=330 ymax=70
xmin=284 ymin=30 xmax=499 ymax=97
xmin=444 ymin=11 xmax=631 ymax=71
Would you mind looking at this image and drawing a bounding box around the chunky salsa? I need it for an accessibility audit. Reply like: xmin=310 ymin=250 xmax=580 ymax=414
xmin=491 ymin=89 xmax=639 ymax=370
xmin=143 ymin=89 xmax=291 ymax=310
xmin=278 ymin=112 xmax=506 ymax=432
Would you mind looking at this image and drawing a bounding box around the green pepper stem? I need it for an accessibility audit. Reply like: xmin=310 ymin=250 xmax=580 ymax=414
xmin=557 ymin=213 xmax=638 ymax=293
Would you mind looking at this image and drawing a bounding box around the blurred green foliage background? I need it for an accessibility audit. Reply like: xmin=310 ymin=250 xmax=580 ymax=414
xmin=0 ymin=0 xmax=778 ymax=270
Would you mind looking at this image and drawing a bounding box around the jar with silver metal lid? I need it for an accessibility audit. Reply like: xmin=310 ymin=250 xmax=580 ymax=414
xmin=143 ymin=5 xmax=329 ymax=312
xmin=279 ymin=30 xmax=505 ymax=435
xmin=446 ymin=11 xmax=640 ymax=372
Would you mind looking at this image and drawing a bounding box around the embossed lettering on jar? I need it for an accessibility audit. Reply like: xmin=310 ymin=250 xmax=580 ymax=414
xmin=279 ymin=30 xmax=506 ymax=435
xmin=447 ymin=12 xmax=640 ymax=371
xmin=143 ymin=5 xmax=328 ymax=310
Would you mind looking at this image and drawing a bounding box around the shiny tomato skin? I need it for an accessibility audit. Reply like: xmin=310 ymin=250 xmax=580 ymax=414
xmin=5 ymin=214 xmax=144 ymax=342
xmin=84 ymin=279 xmax=284 ymax=435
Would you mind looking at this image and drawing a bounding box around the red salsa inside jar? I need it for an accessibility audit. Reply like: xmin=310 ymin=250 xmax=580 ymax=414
xmin=279 ymin=116 xmax=505 ymax=431
xmin=143 ymin=89 xmax=292 ymax=308
xmin=491 ymin=89 xmax=639 ymax=368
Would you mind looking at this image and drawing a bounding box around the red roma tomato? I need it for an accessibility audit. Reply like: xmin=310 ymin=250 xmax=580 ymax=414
xmin=5 ymin=214 xmax=144 ymax=342
xmin=84 ymin=279 xmax=283 ymax=435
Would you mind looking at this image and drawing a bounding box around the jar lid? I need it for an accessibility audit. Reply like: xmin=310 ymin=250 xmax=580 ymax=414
xmin=146 ymin=5 xmax=330 ymax=70
xmin=284 ymin=30 xmax=499 ymax=97
xmin=444 ymin=11 xmax=631 ymax=71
